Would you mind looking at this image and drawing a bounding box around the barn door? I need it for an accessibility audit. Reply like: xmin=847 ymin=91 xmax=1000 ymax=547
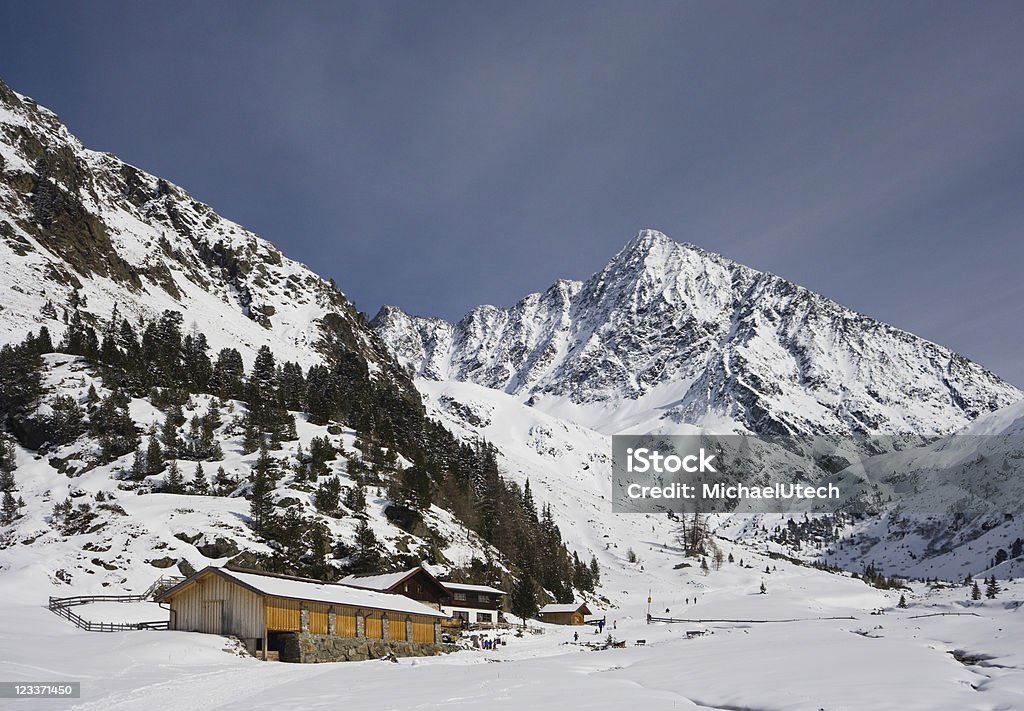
xmin=202 ymin=600 xmax=223 ymax=635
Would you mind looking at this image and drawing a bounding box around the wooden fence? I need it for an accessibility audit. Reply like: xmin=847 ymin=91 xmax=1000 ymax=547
xmin=647 ymin=615 xmax=856 ymax=624
xmin=47 ymin=594 xmax=169 ymax=632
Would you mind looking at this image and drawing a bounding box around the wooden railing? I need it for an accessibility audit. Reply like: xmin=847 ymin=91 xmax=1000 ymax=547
xmin=647 ymin=615 xmax=856 ymax=624
xmin=144 ymin=575 xmax=185 ymax=599
xmin=47 ymin=594 xmax=169 ymax=632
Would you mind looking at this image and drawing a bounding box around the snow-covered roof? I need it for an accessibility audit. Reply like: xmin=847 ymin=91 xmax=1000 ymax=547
xmin=539 ymin=602 xmax=589 ymax=614
xmin=164 ymin=568 xmax=446 ymax=618
xmin=338 ymin=567 xmax=421 ymax=591
xmin=441 ymin=581 xmax=506 ymax=595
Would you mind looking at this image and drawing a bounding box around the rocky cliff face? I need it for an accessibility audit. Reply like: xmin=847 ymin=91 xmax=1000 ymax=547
xmin=0 ymin=79 xmax=411 ymax=398
xmin=375 ymin=229 xmax=1021 ymax=437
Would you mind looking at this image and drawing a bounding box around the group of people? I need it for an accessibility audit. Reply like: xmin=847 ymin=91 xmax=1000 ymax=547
xmin=480 ymin=637 xmax=502 ymax=650
xmin=573 ymin=617 xmax=614 ymax=643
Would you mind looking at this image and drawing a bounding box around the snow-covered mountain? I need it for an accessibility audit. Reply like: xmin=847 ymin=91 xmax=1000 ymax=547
xmin=0 ymin=79 xmax=406 ymax=388
xmin=0 ymin=78 xmax=581 ymax=600
xmin=2 ymin=71 xmax=1021 ymax=597
xmin=374 ymin=229 xmax=1021 ymax=438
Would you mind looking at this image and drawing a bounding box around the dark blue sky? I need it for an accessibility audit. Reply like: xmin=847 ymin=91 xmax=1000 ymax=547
xmin=2 ymin=1 xmax=1023 ymax=385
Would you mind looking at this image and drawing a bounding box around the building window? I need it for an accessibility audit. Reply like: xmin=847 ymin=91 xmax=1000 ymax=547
xmin=453 ymin=611 xmax=469 ymax=622
xmin=476 ymin=612 xmax=493 ymax=623
xmin=454 ymin=592 xmax=467 ymax=602
xmin=478 ymin=594 xmax=490 ymax=603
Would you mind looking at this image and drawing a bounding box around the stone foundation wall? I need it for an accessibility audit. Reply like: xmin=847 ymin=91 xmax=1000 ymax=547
xmin=279 ymin=632 xmax=446 ymax=663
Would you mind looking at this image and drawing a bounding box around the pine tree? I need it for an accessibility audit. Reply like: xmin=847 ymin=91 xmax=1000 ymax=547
xmin=510 ymin=573 xmax=538 ymax=623
xmin=210 ymin=348 xmax=245 ymax=399
xmin=1 ymin=490 xmax=19 ymax=524
xmin=161 ymin=407 xmax=183 ymax=458
xmin=253 ymin=443 xmax=280 ymax=487
xmin=46 ymin=395 xmax=85 ymax=445
xmin=522 ymin=478 xmax=537 ymax=522
xmin=0 ymin=435 xmax=16 ymax=491
xmin=314 ymin=477 xmax=341 ymax=515
xmin=181 ymin=330 xmax=212 ymax=392
xmin=971 ymin=581 xmax=981 ymax=600
xmin=146 ymin=434 xmax=164 ymax=475
xmin=163 ymin=460 xmax=184 ymax=494
xmin=130 ymin=447 xmax=147 ymax=480
xmin=344 ymin=485 xmax=367 ymax=513
xmin=242 ymin=422 xmax=263 ymax=454
xmin=304 ymin=518 xmax=334 ymax=580
xmin=985 ymin=576 xmax=1000 ymax=599
xmin=308 ymin=436 xmax=335 ymax=479
xmin=350 ymin=518 xmax=382 ymax=573
xmin=36 ymin=326 xmax=54 ymax=353
xmin=214 ymin=466 xmax=236 ymax=496
xmin=90 ymin=390 xmax=139 ymax=461
xmin=0 ymin=341 xmax=44 ymax=424
xmin=292 ymin=443 xmax=308 ymax=483
xmin=250 ymin=345 xmax=278 ymax=393
xmin=278 ymin=361 xmax=306 ymax=411
xmin=898 ymin=594 xmax=907 ymax=608
xmin=190 ymin=462 xmax=209 ymax=495
xmin=248 ymin=448 xmax=276 ymax=537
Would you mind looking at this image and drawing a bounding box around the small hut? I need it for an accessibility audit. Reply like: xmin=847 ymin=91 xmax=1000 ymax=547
xmin=538 ymin=602 xmax=592 ymax=625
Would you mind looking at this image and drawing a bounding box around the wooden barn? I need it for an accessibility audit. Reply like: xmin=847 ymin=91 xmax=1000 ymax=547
xmin=538 ymin=602 xmax=592 ymax=625
xmin=156 ymin=566 xmax=447 ymax=661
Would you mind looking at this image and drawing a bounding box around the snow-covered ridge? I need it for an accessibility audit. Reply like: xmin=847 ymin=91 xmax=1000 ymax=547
xmin=0 ymin=79 xmax=399 ymax=382
xmin=375 ymin=229 xmax=1022 ymax=437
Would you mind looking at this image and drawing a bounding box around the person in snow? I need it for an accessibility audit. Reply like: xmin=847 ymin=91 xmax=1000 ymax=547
xmin=574 ymin=631 xmax=579 ymax=642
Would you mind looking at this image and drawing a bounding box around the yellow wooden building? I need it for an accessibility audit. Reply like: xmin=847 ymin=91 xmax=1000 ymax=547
xmin=156 ymin=566 xmax=447 ymax=660
xmin=537 ymin=602 xmax=592 ymax=625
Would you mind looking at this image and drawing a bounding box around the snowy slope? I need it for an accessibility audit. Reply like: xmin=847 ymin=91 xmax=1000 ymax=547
xmin=0 ymin=79 xmax=404 ymax=386
xmin=816 ymin=399 xmax=1024 ymax=579
xmin=375 ymin=229 xmax=1022 ymax=438
xmin=0 ymin=356 xmax=497 ymax=598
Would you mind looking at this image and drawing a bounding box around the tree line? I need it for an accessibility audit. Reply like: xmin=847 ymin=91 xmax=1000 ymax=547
xmin=0 ymin=301 xmax=598 ymax=614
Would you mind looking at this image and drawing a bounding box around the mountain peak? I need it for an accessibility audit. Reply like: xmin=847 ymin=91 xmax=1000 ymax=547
xmin=605 ymin=229 xmax=733 ymax=287
xmin=616 ymin=228 xmax=677 ymax=262
xmin=375 ymin=229 xmax=1022 ymax=437
xmin=630 ymin=227 xmax=672 ymax=247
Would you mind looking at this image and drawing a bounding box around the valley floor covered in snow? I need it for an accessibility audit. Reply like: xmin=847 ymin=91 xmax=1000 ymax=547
xmin=3 ymin=541 xmax=1022 ymax=711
